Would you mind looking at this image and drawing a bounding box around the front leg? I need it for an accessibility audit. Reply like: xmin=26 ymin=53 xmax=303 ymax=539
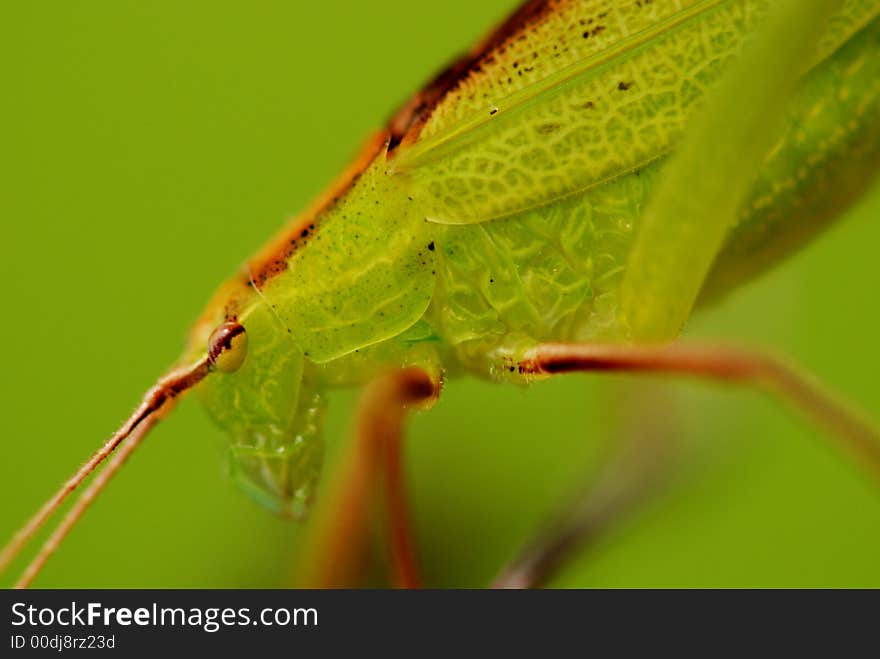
xmin=303 ymin=367 xmax=438 ymax=588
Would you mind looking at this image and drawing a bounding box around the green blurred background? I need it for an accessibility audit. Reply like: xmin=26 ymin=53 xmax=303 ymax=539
xmin=1 ymin=1 xmax=878 ymax=588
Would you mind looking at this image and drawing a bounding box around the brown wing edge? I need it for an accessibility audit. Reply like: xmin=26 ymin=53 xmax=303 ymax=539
xmin=247 ymin=131 xmax=390 ymax=290
xmin=387 ymin=0 xmax=558 ymax=151
xmin=228 ymin=1 xmax=556 ymax=298
xmin=188 ymin=130 xmax=389 ymax=348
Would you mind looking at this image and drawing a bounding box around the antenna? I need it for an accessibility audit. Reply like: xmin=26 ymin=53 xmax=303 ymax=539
xmin=0 ymin=358 xmax=211 ymax=587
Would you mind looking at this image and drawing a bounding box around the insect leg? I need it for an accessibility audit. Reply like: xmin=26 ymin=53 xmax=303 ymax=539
xmin=619 ymin=0 xmax=843 ymax=342
xmin=493 ymin=385 xmax=680 ymax=589
xmin=519 ymin=343 xmax=880 ymax=481
xmin=303 ymin=367 xmax=438 ymax=588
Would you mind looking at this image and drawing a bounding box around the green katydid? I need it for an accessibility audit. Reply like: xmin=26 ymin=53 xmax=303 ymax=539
xmin=2 ymin=0 xmax=879 ymax=588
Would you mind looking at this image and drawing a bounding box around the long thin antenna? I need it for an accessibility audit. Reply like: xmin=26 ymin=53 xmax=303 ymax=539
xmin=15 ymin=411 xmax=159 ymax=588
xmin=0 ymin=358 xmax=210 ymax=583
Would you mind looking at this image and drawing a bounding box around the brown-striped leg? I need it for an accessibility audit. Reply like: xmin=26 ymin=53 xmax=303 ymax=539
xmin=520 ymin=342 xmax=880 ymax=481
xmin=303 ymin=367 xmax=438 ymax=588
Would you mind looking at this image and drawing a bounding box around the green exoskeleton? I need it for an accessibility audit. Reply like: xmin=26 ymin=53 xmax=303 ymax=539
xmin=2 ymin=0 xmax=879 ymax=587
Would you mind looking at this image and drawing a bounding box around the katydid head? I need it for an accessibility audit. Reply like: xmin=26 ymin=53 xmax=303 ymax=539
xmin=0 ymin=276 xmax=324 ymax=587
xmin=188 ymin=281 xmax=324 ymax=520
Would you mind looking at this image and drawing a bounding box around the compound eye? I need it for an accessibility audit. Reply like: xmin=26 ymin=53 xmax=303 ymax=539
xmin=207 ymin=322 xmax=248 ymax=373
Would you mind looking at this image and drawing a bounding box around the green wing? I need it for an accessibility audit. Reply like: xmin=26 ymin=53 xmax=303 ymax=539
xmin=390 ymin=0 xmax=877 ymax=226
